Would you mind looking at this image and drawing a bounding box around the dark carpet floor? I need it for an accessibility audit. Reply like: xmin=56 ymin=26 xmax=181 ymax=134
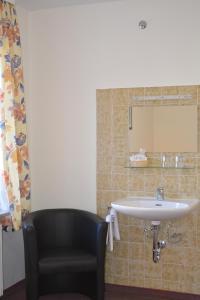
xmin=0 ymin=286 xmax=170 ymax=300
xmin=0 ymin=288 xmax=175 ymax=300
xmin=1 ymin=288 xmax=142 ymax=300
xmin=2 ymin=282 xmax=200 ymax=300
xmin=1 ymin=288 xmax=140 ymax=300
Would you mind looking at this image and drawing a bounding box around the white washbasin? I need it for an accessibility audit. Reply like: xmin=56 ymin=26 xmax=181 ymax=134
xmin=111 ymin=197 xmax=199 ymax=221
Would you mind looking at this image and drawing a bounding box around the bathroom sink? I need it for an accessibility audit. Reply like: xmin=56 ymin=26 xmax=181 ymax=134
xmin=111 ymin=197 xmax=199 ymax=221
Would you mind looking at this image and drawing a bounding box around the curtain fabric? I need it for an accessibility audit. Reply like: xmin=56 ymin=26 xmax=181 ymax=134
xmin=0 ymin=0 xmax=30 ymax=230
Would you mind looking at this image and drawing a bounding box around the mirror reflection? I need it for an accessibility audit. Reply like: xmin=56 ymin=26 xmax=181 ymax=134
xmin=128 ymin=105 xmax=198 ymax=153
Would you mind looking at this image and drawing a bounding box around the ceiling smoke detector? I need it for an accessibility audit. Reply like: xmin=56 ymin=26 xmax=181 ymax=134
xmin=138 ymin=20 xmax=147 ymax=30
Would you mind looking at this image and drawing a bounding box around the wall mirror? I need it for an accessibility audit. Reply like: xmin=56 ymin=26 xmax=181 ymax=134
xmin=128 ymin=105 xmax=198 ymax=153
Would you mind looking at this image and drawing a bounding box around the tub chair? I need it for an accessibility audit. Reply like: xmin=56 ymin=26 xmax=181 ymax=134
xmin=22 ymin=209 xmax=107 ymax=300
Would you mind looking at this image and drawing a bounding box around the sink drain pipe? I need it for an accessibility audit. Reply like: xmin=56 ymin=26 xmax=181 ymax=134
xmin=151 ymin=221 xmax=167 ymax=263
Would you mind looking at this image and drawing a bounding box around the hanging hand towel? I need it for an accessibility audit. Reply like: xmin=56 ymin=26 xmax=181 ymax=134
xmin=106 ymin=213 xmax=113 ymax=251
xmin=106 ymin=207 xmax=120 ymax=251
xmin=110 ymin=207 xmax=120 ymax=241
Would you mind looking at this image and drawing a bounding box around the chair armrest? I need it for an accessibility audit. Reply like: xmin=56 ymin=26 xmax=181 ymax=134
xmin=77 ymin=211 xmax=108 ymax=261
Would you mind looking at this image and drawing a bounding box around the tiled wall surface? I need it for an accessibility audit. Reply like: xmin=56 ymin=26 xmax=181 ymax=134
xmin=96 ymin=85 xmax=200 ymax=295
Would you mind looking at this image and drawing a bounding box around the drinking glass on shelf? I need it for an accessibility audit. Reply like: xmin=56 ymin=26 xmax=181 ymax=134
xmin=161 ymin=154 xmax=166 ymax=167
xmin=175 ymin=155 xmax=184 ymax=168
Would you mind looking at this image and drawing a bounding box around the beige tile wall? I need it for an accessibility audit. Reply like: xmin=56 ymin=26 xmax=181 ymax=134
xmin=96 ymin=85 xmax=200 ymax=295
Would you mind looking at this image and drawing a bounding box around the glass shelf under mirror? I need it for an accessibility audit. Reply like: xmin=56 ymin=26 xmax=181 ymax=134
xmin=125 ymin=164 xmax=195 ymax=169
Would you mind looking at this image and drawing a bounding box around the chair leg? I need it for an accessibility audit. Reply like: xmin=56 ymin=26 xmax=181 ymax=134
xmin=96 ymin=285 xmax=105 ymax=300
xmin=95 ymin=273 xmax=105 ymax=300
xmin=25 ymin=276 xmax=39 ymax=300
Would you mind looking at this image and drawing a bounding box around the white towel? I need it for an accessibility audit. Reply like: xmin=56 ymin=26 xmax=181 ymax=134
xmin=106 ymin=214 xmax=113 ymax=251
xmin=110 ymin=208 xmax=120 ymax=240
xmin=106 ymin=208 xmax=120 ymax=251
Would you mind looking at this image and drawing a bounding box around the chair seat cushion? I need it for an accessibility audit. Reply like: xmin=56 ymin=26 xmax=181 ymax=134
xmin=39 ymin=248 xmax=97 ymax=274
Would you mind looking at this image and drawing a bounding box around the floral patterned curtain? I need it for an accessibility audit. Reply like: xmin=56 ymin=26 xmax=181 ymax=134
xmin=0 ymin=0 xmax=31 ymax=230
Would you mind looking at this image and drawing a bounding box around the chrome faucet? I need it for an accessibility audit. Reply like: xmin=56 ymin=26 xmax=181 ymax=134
xmin=156 ymin=187 xmax=164 ymax=201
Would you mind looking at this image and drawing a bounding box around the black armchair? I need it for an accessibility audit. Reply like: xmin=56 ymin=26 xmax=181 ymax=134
xmin=22 ymin=209 xmax=107 ymax=300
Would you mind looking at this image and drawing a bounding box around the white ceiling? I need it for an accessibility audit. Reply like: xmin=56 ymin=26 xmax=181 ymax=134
xmin=15 ymin=0 xmax=121 ymax=11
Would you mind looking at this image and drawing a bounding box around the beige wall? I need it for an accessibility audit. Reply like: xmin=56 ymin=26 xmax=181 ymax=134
xmin=12 ymin=0 xmax=200 ymax=291
xmin=27 ymin=0 xmax=200 ymax=212
xmin=97 ymin=85 xmax=200 ymax=294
